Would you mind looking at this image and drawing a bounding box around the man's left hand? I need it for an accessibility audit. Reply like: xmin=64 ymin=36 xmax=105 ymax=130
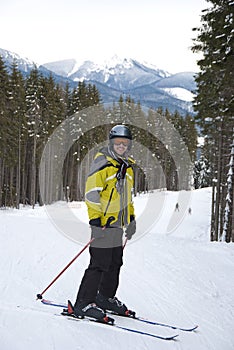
xmin=125 ymin=219 xmax=136 ymax=240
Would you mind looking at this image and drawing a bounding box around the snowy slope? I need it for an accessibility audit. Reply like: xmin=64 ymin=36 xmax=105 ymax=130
xmin=162 ymin=87 xmax=195 ymax=102
xmin=1 ymin=188 xmax=234 ymax=350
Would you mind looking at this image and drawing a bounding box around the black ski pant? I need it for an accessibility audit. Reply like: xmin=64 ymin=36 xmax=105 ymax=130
xmin=75 ymin=228 xmax=123 ymax=306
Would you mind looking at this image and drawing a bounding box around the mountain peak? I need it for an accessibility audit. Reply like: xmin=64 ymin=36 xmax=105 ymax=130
xmin=99 ymin=55 xmax=133 ymax=69
xmin=42 ymin=58 xmax=78 ymax=77
xmin=75 ymin=55 xmax=134 ymax=74
xmin=0 ymin=48 xmax=35 ymax=72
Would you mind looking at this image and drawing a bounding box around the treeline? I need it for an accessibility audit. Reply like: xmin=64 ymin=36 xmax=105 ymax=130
xmin=0 ymin=57 xmax=197 ymax=208
xmin=0 ymin=57 xmax=100 ymax=208
xmin=192 ymin=0 xmax=234 ymax=242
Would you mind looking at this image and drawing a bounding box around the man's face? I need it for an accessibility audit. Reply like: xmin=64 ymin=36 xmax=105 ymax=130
xmin=112 ymin=137 xmax=130 ymax=156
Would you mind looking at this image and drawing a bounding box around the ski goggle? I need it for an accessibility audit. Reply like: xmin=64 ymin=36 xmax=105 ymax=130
xmin=113 ymin=138 xmax=130 ymax=147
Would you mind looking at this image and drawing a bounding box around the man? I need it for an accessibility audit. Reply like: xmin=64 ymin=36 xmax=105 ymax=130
xmin=70 ymin=125 xmax=136 ymax=323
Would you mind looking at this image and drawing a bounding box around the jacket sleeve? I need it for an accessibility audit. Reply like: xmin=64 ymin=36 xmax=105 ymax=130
xmin=85 ymin=155 xmax=107 ymax=221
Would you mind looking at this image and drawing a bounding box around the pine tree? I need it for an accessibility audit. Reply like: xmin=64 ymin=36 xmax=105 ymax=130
xmin=0 ymin=56 xmax=10 ymax=206
xmin=7 ymin=60 xmax=26 ymax=207
xmin=62 ymin=81 xmax=102 ymax=202
xmin=192 ymin=0 xmax=234 ymax=241
xmin=25 ymin=67 xmax=43 ymax=207
xmin=183 ymin=114 xmax=198 ymax=162
xmin=194 ymin=156 xmax=212 ymax=189
xmin=221 ymin=140 xmax=234 ymax=242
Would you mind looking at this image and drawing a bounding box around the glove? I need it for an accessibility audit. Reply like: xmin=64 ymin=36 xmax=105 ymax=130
xmin=125 ymin=216 xmax=136 ymax=240
xmin=89 ymin=218 xmax=105 ymax=239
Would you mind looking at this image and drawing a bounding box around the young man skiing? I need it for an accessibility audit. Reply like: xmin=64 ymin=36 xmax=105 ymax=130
xmin=70 ymin=125 xmax=136 ymax=323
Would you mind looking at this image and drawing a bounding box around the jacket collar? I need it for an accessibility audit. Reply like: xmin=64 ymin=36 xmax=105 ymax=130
xmin=98 ymin=146 xmax=135 ymax=166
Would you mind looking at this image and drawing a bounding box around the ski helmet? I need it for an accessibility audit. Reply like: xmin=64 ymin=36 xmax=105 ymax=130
xmin=109 ymin=125 xmax=132 ymax=151
xmin=109 ymin=125 xmax=132 ymax=140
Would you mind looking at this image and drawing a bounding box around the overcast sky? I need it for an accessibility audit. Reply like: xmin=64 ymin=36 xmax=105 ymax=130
xmin=1 ymin=0 xmax=209 ymax=73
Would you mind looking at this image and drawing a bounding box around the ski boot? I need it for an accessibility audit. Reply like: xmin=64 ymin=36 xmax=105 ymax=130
xmin=62 ymin=300 xmax=115 ymax=325
xmin=96 ymin=293 xmax=136 ymax=318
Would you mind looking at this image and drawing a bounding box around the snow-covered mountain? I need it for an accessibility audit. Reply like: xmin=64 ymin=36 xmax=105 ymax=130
xmin=43 ymin=55 xmax=170 ymax=87
xmin=0 ymin=48 xmax=76 ymax=86
xmin=43 ymin=56 xmax=197 ymax=114
xmin=0 ymin=48 xmax=35 ymax=74
xmin=0 ymin=48 xmax=196 ymax=115
xmin=55 ymin=57 xmax=170 ymax=90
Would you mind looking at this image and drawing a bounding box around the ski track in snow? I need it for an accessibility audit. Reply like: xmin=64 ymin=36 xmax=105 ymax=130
xmin=0 ymin=188 xmax=234 ymax=350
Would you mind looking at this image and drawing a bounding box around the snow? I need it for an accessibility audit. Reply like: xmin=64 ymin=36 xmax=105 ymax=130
xmin=197 ymin=136 xmax=205 ymax=147
xmin=163 ymin=87 xmax=195 ymax=102
xmin=70 ymin=56 xmax=134 ymax=79
xmin=1 ymin=188 xmax=234 ymax=350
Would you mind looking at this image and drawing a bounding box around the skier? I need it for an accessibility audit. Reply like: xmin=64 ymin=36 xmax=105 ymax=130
xmin=175 ymin=203 xmax=179 ymax=211
xmin=71 ymin=125 xmax=136 ymax=322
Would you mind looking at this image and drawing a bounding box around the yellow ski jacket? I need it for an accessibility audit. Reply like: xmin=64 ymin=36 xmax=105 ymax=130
xmin=85 ymin=147 xmax=135 ymax=228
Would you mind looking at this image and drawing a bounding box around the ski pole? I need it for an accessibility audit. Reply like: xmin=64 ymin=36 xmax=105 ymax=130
xmin=123 ymin=237 xmax=128 ymax=249
xmin=36 ymin=237 xmax=95 ymax=300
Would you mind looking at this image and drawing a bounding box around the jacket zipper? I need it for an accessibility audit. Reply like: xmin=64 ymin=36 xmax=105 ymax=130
xmin=104 ymin=188 xmax=114 ymax=216
xmin=121 ymin=179 xmax=128 ymax=226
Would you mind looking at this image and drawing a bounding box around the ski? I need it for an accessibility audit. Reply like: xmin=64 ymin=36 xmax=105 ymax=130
xmin=60 ymin=309 xmax=178 ymax=341
xmin=134 ymin=316 xmax=198 ymax=332
xmin=41 ymin=298 xmax=198 ymax=332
